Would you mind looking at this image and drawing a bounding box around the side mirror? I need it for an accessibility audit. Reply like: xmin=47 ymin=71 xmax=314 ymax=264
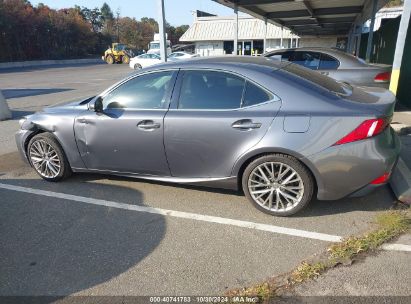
xmin=90 ymin=96 xmax=103 ymax=113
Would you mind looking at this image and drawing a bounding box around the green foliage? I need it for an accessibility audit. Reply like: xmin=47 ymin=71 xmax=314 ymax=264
xmin=0 ymin=0 xmax=189 ymax=62
xmin=0 ymin=0 xmax=111 ymax=61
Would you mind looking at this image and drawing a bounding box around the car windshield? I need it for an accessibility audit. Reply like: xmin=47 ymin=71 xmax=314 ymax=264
xmin=282 ymin=63 xmax=352 ymax=96
xmin=150 ymin=43 xmax=160 ymax=49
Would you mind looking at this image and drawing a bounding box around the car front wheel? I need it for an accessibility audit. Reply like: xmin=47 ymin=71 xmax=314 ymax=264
xmin=27 ymin=133 xmax=72 ymax=182
xmin=242 ymin=154 xmax=314 ymax=216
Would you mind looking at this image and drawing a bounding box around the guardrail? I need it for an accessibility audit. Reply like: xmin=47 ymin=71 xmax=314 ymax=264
xmin=0 ymin=58 xmax=102 ymax=69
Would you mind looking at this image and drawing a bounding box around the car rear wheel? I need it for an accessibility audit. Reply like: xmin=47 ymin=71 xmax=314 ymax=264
xmin=242 ymin=154 xmax=314 ymax=216
xmin=28 ymin=133 xmax=72 ymax=182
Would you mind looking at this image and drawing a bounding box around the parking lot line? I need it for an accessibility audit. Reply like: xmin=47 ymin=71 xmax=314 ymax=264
xmin=381 ymin=244 xmax=411 ymax=252
xmin=0 ymin=182 xmax=409 ymax=251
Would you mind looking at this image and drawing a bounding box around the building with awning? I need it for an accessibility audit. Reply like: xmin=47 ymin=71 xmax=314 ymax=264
xmin=180 ymin=11 xmax=347 ymax=56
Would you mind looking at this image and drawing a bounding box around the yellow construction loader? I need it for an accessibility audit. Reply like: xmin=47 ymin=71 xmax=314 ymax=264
xmin=102 ymin=43 xmax=133 ymax=64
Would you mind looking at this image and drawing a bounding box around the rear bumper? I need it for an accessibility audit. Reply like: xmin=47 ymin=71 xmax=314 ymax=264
xmin=306 ymin=127 xmax=400 ymax=200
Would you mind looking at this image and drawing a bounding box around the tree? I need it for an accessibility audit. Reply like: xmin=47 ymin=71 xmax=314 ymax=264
xmin=81 ymin=7 xmax=103 ymax=32
xmin=101 ymin=2 xmax=114 ymax=22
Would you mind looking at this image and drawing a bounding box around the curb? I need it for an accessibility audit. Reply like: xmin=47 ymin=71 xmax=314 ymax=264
xmin=0 ymin=58 xmax=102 ymax=69
xmin=0 ymin=90 xmax=12 ymax=121
xmin=390 ymin=157 xmax=411 ymax=204
xmin=391 ymin=123 xmax=411 ymax=136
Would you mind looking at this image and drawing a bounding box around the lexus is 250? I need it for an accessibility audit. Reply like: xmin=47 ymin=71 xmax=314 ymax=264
xmin=16 ymin=57 xmax=400 ymax=216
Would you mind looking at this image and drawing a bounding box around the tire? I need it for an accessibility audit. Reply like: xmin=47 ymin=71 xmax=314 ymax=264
xmin=106 ymin=55 xmax=114 ymax=64
xmin=242 ymin=154 xmax=314 ymax=216
xmin=122 ymin=55 xmax=130 ymax=64
xmin=27 ymin=133 xmax=72 ymax=182
xmin=134 ymin=63 xmax=142 ymax=70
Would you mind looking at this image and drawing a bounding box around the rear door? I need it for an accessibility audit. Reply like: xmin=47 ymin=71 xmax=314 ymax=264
xmin=164 ymin=69 xmax=281 ymax=178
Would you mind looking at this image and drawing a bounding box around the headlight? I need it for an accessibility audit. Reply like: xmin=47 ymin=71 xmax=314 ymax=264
xmin=19 ymin=117 xmax=27 ymax=128
xmin=19 ymin=117 xmax=32 ymax=130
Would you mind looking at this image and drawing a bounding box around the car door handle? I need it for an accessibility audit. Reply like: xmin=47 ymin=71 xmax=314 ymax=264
xmin=231 ymin=119 xmax=262 ymax=130
xmin=78 ymin=118 xmax=89 ymax=124
xmin=137 ymin=120 xmax=161 ymax=130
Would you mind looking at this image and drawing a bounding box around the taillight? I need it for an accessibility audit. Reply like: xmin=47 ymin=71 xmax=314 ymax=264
xmin=333 ymin=117 xmax=391 ymax=146
xmin=374 ymin=72 xmax=391 ymax=83
xmin=370 ymin=172 xmax=391 ymax=185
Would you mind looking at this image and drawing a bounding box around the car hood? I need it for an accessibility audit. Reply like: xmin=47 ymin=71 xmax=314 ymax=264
xmin=44 ymin=96 xmax=94 ymax=112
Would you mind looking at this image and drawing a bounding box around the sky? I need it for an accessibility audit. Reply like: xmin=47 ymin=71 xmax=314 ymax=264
xmin=30 ymin=0 xmax=236 ymax=26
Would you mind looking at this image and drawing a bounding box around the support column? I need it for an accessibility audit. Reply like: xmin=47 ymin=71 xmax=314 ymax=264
xmin=280 ymin=26 xmax=283 ymax=48
xmin=234 ymin=3 xmax=239 ymax=55
xmin=390 ymin=0 xmax=411 ymax=95
xmin=365 ymin=0 xmax=378 ymax=62
xmin=356 ymin=24 xmax=362 ymax=57
xmin=158 ymin=0 xmax=167 ymax=62
xmin=263 ymin=17 xmax=267 ymax=53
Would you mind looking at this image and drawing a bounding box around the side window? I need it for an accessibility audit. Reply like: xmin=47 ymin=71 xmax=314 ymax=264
xmin=291 ymin=51 xmax=320 ymax=70
xmin=103 ymin=71 xmax=174 ymax=109
xmin=242 ymin=81 xmax=273 ymax=107
xmin=319 ymin=54 xmax=339 ymax=70
xmin=268 ymin=51 xmax=293 ymax=62
xmin=178 ymin=70 xmax=245 ymax=110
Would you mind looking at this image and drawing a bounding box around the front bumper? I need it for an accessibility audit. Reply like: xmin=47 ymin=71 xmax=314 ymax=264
xmin=307 ymin=127 xmax=401 ymax=201
xmin=15 ymin=129 xmax=33 ymax=165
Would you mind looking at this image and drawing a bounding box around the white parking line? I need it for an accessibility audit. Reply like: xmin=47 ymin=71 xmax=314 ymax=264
xmin=0 ymin=182 xmax=409 ymax=251
xmin=381 ymin=244 xmax=411 ymax=252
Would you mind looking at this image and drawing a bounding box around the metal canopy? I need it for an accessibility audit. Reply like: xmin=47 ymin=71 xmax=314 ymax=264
xmin=212 ymin=0 xmax=389 ymax=36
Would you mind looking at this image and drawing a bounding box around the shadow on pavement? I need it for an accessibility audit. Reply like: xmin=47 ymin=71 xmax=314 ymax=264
xmin=298 ymin=186 xmax=397 ymax=217
xmin=11 ymin=110 xmax=35 ymax=119
xmin=51 ymin=172 xmax=397 ymax=217
xmin=0 ymin=178 xmax=166 ymax=300
xmin=3 ymin=88 xmax=73 ymax=99
xmin=0 ymin=63 xmax=106 ymax=74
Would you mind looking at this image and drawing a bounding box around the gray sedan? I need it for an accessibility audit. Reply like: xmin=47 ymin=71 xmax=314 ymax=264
xmin=16 ymin=57 xmax=400 ymax=216
xmin=264 ymin=48 xmax=391 ymax=88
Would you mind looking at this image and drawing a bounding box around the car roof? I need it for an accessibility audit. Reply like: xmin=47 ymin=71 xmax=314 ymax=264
xmin=263 ymin=47 xmax=366 ymax=68
xmin=144 ymin=56 xmax=289 ymax=72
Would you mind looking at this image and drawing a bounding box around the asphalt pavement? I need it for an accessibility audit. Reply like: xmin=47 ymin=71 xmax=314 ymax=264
xmin=0 ymin=63 xmax=410 ymax=297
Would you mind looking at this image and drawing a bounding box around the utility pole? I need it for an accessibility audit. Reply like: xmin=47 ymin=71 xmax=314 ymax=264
xmin=116 ymin=8 xmax=120 ymax=42
xmin=390 ymin=0 xmax=411 ymax=95
xmin=158 ymin=0 xmax=167 ymax=62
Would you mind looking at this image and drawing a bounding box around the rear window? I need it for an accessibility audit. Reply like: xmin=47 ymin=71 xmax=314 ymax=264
xmin=282 ymin=63 xmax=351 ymax=96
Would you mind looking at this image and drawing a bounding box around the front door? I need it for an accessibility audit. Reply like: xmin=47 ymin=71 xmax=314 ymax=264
xmin=243 ymin=41 xmax=252 ymax=55
xmin=75 ymin=70 xmax=177 ymax=175
xmin=164 ymin=70 xmax=281 ymax=178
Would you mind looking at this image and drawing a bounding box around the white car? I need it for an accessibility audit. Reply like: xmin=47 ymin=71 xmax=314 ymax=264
xmin=129 ymin=53 xmax=161 ymax=70
xmin=167 ymin=52 xmax=199 ymax=61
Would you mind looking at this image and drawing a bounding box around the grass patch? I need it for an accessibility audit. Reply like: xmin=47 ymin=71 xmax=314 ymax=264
xmin=328 ymin=211 xmax=411 ymax=261
xmin=226 ymin=210 xmax=411 ymax=302
xmin=291 ymin=262 xmax=327 ymax=283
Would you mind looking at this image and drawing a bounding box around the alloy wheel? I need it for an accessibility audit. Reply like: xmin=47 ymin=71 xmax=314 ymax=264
xmin=29 ymin=139 xmax=61 ymax=178
xmin=247 ymin=162 xmax=304 ymax=212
